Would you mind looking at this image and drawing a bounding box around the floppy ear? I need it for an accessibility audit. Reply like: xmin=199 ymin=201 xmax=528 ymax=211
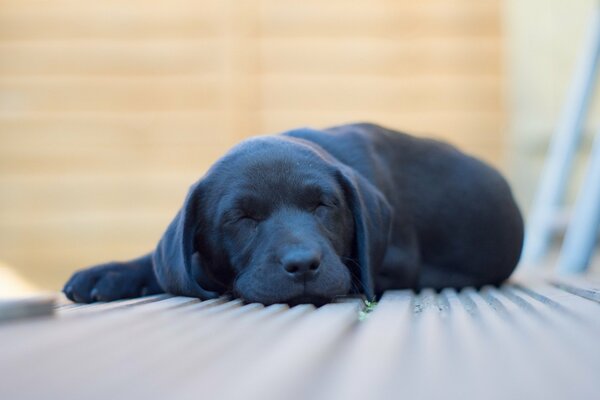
xmin=152 ymin=181 xmax=221 ymax=299
xmin=337 ymin=166 xmax=392 ymax=301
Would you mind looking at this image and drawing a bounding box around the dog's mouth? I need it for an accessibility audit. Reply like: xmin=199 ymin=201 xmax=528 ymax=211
xmin=234 ymin=288 xmax=332 ymax=307
xmin=285 ymin=294 xmax=331 ymax=307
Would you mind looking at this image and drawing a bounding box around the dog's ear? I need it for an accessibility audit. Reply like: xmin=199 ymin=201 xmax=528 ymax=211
xmin=337 ymin=166 xmax=392 ymax=301
xmin=152 ymin=181 xmax=222 ymax=299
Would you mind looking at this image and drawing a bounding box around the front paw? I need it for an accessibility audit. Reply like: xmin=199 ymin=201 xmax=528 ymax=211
xmin=63 ymin=262 xmax=162 ymax=303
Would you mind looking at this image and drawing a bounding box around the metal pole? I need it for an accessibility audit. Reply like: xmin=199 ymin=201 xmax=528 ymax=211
xmin=557 ymin=130 xmax=600 ymax=273
xmin=521 ymin=5 xmax=600 ymax=265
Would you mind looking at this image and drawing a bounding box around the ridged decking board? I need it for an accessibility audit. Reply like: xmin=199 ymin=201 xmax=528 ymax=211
xmin=0 ymin=278 xmax=599 ymax=400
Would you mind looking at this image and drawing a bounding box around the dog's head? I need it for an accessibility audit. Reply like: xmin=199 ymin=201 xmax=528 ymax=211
xmin=153 ymin=131 xmax=391 ymax=305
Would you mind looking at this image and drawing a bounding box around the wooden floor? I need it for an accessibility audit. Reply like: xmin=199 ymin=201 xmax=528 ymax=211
xmin=0 ymin=277 xmax=599 ymax=400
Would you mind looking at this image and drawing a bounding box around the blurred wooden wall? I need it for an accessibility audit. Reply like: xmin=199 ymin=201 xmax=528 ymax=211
xmin=0 ymin=0 xmax=505 ymax=289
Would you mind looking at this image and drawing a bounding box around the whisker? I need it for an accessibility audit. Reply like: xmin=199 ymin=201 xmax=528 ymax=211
xmin=341 ymin=256 xmax=365 ymax=294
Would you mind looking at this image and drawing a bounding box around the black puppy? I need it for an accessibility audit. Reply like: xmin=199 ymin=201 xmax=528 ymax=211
xmin=63 ymin=123 xmax=524 ymax=305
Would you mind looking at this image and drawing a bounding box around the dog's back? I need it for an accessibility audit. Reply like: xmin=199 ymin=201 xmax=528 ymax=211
xmin=287 ymin=122 xmax=524 ymax=291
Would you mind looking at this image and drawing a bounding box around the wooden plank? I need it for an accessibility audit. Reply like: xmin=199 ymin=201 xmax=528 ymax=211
xmin=172 ymin=304 xmax=314 ymax=398
xmin=45 ymin=300 xmax=247 ymax=398
xmin=117 ymin=303 xmax=294 ymax=398
xmin=0 ymin=297 xmax=219 ymax=364
xmin=0 ymin=295 xmax=55 ymax=322
xmin=0 ymin=248 xmax=163 ymax=290
xmin=85 ymin=301 xmax=261 ymax=396
xmin=477 ymin=286 xmax=600 ymax=398
xmin=314 ymin=291 xmax=413 ymax=400
xmin=0 ymin=174 xmax=195 ymax=212
xmin=0 ymin=41 xmax=226 ymax=76
xmin=213 ymin=303 xmax=359 ymax=400
xmin=549 ymin=277 xmax=600 ymax=304
xmin=0 ymin=76 xmax=223 ymax=113
xmin=0 ymin=216 xmax=170 ymax=243
xmin=56 ymin=294 xmax=170 ymax=313
xmin=0 ymin=112 xmax=233 ymax=174
xmin=1 ymin=281 xmax=600 ymax=400
xmin=0 ymin=0 xmax=222 ymax=12
xmin=1 ymin=245 xmax=158 ymax=269
xmin=0 ymin=298 xmax=239 ymax=400
xmin=389 ymin=287 xmax=553 ymax=399
xmin=0 ymin=115 xmax=228 ymax=143
xmin=260 ymin=75 xmax=501 ymax=112
xmin=0 ymin=38 xmax=499 ymax=76
xmin=0 ymin=217 xmax=169 ymax=246
xmin=0 ymin=2 xmax=223 ymax=40
xmin=259 ymin=1 xmax=500 ymax=38
xmin=259 ymin=111 xmax=504 ymax=136
xmin=0 ymin=148 xmax=225 ymax=174
xmin=511 ymin=283 xmax=600 ymax=329
xmin=259 ymin=38 xmax=500 ymax=76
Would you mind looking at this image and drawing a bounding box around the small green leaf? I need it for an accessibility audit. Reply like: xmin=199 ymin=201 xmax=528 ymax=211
xmin=358 ymin=299 xmax=378 ymax=321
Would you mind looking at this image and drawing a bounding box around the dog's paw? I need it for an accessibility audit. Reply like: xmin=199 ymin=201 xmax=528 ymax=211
xmin=63 ymin=262 xmax=162 ymax=303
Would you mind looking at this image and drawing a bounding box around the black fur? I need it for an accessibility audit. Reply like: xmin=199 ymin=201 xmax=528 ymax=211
xmin=63 ymin=123 xmax=524 ymax=305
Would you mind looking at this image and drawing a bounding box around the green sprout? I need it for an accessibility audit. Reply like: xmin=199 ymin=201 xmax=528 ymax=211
xmin=358 ymin=299 xmax=377 ymax=321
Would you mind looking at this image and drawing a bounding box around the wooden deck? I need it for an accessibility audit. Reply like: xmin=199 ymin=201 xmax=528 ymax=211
xmin=1 ymin=277 xmax=599 ymax=400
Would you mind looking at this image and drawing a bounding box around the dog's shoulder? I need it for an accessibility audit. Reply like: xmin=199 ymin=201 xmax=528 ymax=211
xmin=281 ymin=123 xmax=388 ymax=175
xmin=282 ymin=122 xmax=401 ymax=159
xmin=284 ymin=122 xmax=399 ymax=145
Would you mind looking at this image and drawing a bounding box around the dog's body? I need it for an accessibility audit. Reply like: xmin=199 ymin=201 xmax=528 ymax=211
xmin=64 ymin=123 xmax=524 ymax=305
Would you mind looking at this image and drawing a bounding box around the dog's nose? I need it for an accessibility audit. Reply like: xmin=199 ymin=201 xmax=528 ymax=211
xmin=282 ymin=249 xmax=321 ymax=279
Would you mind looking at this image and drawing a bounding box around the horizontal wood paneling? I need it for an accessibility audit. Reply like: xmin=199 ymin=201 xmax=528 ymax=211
xmin=0 ymin=38 xmax=499 ymax=76
xmin=0 ymin=0 xmax=506 ymax=289
xmin=0 ymin=77 xmax=224 ymax=113
xmin=260 ymin=75 xmax=501 ymax=111
xmin=259 ymin=1 xmax=500 ymax=38
xmin=259 ymin=38 xmax=500 ymax=76
xmin=0 ymin=2 xmax=223 ymax=40
xmin=0 ymin=41 xmax=226 ymax=76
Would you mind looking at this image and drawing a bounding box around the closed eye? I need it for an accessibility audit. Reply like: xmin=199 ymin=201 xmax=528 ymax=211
xmin=312 ymin=202 xmax=327 ymax=211
xmin=312 ymin=198 xmax=338 ymax=214
xmin=318 ymin=196 xmax=339 ymax=209
xmin=223 ymin=210 xmax=261 ymax=226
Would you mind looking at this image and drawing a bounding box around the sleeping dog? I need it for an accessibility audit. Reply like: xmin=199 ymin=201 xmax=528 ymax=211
xmin=63 ymin=123 xmax=524 ymax=305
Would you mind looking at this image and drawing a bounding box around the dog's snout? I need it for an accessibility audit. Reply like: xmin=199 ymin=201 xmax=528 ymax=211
xmin=281 ymin=248 xmax=321 ymax=279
